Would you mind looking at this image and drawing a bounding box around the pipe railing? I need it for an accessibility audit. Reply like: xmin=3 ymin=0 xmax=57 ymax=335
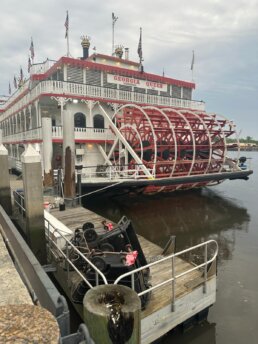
xmin=114 ymin=240 xmax=218 ymax=310
xmin=44 ymin=218 xmax=108 ymax=289
xmin=13 ymin=189 xmax=26 ymax=216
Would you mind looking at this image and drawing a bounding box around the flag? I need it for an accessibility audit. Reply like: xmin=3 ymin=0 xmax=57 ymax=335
xmin=30 ymin=37 xmax=35 ymax=60
xmin=191 ymin=50 xmax=195 ymax=71
xmin=20 ymin=67 xmax=24 ymax=81
xmin=28 ymin=56 xmax=32 ymax=73
xmin=64 ymin=11 xmax=69 ymax=38
xmin=9 ymin=82 xmax=11 ymax=95
xmin=13 ymin=76 xmax=17 ymax=89
xmin=137 ymin=27 xmax=142 ymax=60
xmin=112 ymin=12 xmax=118 ymax=22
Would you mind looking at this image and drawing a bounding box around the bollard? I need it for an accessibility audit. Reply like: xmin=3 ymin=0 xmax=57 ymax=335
xmin=83 ymin=284 xmax=141 ymax=344
xmin=0 ymin=144 xmax=12 ymax=215
xmin=21 ymin=144 xmax=47 ymax=264
xmin=0 ymin=304 xmax=60 ymax=343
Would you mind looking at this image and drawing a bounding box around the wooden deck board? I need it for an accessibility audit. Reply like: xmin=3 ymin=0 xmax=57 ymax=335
xmin=50 ymin=206 xmax=204 ymax=320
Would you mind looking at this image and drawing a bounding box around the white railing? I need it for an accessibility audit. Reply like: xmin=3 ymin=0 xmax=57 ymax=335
xmin=79 ymin=164 xmax=154 ymax=181
xmin=3 ymin=127 xmax=42 ymax=143
xmin=52 ymin=126 xmax=115 ymax=141
xmin=0 ymin=80 xmax=205 ymax=120
xmin=30 ymin=59 xmax=57 ymax=75
xmin=114 ymin=240 xmax=218 ymax=309
xmin=3 ymin=126 xmax=114 ymax=143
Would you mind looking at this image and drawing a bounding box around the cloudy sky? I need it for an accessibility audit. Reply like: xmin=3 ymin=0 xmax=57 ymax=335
xmin=1 ymin=0 xmax=257 ymax=138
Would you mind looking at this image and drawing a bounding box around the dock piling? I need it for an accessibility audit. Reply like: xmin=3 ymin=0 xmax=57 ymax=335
xmin=21 ymin=144 xmax=47 ymax=264
xmin=83 ymin=284 xmax=141 ymax=344
xmin=0 ymin=143 xmax=12 ymax=215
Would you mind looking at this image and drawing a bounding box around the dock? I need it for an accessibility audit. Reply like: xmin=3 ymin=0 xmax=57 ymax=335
xmin=48 ymin=205 xmax=217 ymax=343
xmin=3 ymin=171 xmax=217 ymax=343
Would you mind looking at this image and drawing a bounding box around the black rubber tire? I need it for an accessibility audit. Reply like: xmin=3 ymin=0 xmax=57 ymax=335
xmin=100 ymin=243 xmax=115 ymax=252
xmin=91 ymin=256 xmax=107 ymax=272
xmin=83 ymin=228 xmax=98 ymax=242
xmin=83 ymin=222 xmax=94 ymax=231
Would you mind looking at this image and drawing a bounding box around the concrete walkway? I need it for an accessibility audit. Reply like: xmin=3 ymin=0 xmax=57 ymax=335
xmin=0 ymin=226 xmax=33 ymax=306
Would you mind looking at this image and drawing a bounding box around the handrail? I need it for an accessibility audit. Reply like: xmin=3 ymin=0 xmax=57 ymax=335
xmin=0 ymin=79 xmax=205 ymax=121
xmin=13 ymin=189 xmax=26 ymax=214
xmin=114 ymin=240 xmax=218 ymax=301
xmin=44 ymin=218 xmax=108 ymax=288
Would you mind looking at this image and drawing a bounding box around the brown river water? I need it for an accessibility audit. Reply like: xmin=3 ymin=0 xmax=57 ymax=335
xmin=83 ymin=151 xmax=258 ymax=344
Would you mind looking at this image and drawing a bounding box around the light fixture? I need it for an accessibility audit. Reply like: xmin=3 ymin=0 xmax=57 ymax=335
xmin=73 ymin=99 xmax=78 ymax=104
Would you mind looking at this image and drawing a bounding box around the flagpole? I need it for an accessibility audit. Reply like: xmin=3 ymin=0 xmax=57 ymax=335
xmin=67 ymin=30 xmax=70 ymax=57
xmin=112 ymin=13 xmax=118 ymax=55
xmin=65 ymin=11 xmax=70 ymax=57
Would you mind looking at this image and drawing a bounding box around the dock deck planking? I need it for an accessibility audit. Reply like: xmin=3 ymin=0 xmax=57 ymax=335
xmin=50 ymin=206 xmax=205 ymax=320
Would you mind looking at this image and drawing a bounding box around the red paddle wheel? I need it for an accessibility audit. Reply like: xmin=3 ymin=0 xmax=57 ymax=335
xmin=109 ymin=104 xmax=236 ymax=194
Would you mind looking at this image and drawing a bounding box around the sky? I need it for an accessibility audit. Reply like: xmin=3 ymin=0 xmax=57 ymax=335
xmin=0 ymin=0 xmax=257 ymax=139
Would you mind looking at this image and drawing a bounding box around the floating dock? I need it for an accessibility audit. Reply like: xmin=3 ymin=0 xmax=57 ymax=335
xmin=48 ymin=205 xmax=217 ymax=343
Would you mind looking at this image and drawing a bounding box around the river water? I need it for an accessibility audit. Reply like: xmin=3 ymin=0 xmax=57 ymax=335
xmin=83 ymin=151 xmax=258 ymax=344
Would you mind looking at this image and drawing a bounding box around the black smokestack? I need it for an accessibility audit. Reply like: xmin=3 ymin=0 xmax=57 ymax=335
xmin=81 ymin=36 xmax=91 ymax=60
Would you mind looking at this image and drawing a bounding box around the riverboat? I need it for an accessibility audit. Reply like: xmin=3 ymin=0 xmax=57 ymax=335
xmin=0 ymin=36 xmax=253 ymax=197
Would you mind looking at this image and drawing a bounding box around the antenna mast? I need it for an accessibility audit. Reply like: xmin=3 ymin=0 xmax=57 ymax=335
xmin=112 ymin=12 xmax=118 ymax=55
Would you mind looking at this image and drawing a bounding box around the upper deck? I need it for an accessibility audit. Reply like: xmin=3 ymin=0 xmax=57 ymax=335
xmin=0 ymin=56 xmax=204 ymax=121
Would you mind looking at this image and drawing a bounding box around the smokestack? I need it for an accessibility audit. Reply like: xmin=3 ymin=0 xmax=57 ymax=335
xmin=81 ymin=36 xmax=91 ymax=60
xmin=125 ymin=48 xmax=129 ymax=60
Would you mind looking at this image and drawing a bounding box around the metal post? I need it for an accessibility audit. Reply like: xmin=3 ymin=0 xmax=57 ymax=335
xmin=203 ymin=243 xmax=208 ymax=293
xmin=171 ymin=255 xmax=175 ymax=311
xmin=112 ymin=13 xmax=118 ymax=55
xmin=75 ymin=165 xmax=82 ymax=206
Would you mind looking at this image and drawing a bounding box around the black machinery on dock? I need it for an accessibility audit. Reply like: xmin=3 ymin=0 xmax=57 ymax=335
xmin=69 ymin=218 xmax=151 ymax=309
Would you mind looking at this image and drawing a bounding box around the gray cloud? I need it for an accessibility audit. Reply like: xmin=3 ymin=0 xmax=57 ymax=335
xmin=1 ymin=0 xmax=257 ymax=138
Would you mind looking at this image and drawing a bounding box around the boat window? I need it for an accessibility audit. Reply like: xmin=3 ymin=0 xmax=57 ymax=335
xmin=93 ymin=114 xmax=104 ymax=129
xmin=74 ymin=112 xmax=86 ymax=128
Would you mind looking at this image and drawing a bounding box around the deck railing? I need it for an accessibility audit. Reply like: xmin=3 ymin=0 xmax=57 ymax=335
xmin=114 ymin=239 xmax=218 ymax=311
xmin=3 ymin=126 xmax=114 ymax=143
xmin=52 ymin=126 xmax=115 ymax=141
xmin=1 ymin=80 xmax=205 ymax=120
xmin=78 ymin=164 xmax=155 ymax=181
xmin=3 ymin=127 xmax=42 ymax=143
xmin=13 ymin=189 xmax=26 ymax=216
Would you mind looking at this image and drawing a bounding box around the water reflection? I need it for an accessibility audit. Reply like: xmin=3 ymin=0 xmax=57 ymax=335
xmin=156 ymin=321 xmax=216 ymax=344
xmin=83 ymin=187 xmax=250 ymax=264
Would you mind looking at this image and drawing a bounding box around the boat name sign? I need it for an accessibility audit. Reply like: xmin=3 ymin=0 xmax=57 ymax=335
xmin=107 ymin=74 xmax=167 ymax=92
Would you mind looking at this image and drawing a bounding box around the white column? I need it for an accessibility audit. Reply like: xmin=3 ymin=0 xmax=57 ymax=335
xmin=42 ymin=116 xmax=53 ymax=186
xmin=35 ymin=100 xmax=39 ymax=128
xmin=63 ymin=64 xmax=67 ymax=81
